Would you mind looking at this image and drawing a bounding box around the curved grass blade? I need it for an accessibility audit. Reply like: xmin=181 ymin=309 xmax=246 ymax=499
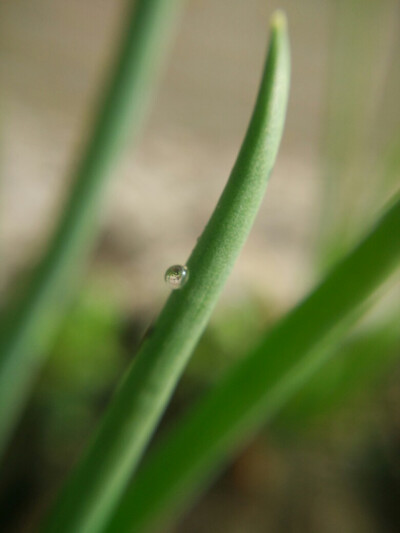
xmin=0 ymin=0 xmax=183 ymax=454
xmin=41 ymin=12 xmax=290 ymax=533
xmin=105 ymin=194 xmax=400 ymax=533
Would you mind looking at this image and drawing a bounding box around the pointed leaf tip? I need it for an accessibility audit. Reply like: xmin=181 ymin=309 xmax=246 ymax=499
xmin=270 ymin=10 xmax=287 ymax=32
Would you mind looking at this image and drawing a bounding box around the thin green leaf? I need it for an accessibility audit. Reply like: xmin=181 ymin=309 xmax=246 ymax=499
xmin=0 ymin=0 xmax=183 ymax=454
xmin=316 ymin=0 xmax=392 ymax=270
xmin=277 ymin=312 xmax=400 ymax=427
xmin=41 ymin=12 xmax=290 ymax=533
xmin=106 ymin=194 xmax=400 ymax=533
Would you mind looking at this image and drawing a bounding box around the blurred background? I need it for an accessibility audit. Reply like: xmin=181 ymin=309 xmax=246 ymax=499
xmin=0 ymin=0 xmax=399 ymax=531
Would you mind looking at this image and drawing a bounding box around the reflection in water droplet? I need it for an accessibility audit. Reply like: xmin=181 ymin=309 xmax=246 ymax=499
xmin=165 ymin=265 xmax=189 ymax=290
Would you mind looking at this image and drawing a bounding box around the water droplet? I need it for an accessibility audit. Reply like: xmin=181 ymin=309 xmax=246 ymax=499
xmin=165 ymin=264 xmax=189 ymax=290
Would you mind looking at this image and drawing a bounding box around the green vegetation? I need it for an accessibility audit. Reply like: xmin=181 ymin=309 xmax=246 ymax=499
xmin=104 ymin=195 xmax=400 ymax=533
xmin=41 ymin=12 xmax=290 ymax=533
xmin=0 ymin=0 xmax=183 ymax=455
xmin=1 ymin=2 xmax=399 ymax=533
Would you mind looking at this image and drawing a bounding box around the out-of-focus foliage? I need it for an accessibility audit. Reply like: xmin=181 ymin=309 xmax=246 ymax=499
xmin=0 ymin=0 xmax=399 ymax=532
xmin=318 ymin=0 xmax=400 ymax=270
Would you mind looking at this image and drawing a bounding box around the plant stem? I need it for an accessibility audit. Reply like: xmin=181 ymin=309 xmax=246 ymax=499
xmin=0 ymin=0 xmax=183 ymax=455
xmin=41 ymin=12 xmax=290 ymax=533
xmin=105 ymin=193 xmax=400 ymax=533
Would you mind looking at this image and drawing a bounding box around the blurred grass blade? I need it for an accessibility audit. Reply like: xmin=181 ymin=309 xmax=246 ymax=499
xmin=105 ymin=195 xmax=400 ymax=533
xmin=41 ymin=12 xmax=290 ymax=533
xmin=277 ymin=311 xmax=400 ymax=427
xmin=0 ymin=0 xmax=183 ymax=454
xmin=316 ymin=0 xmax=392 ymax=270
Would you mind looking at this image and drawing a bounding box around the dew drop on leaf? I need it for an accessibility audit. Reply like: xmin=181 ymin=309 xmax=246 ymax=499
xmin=164 ymin=265 xmax=189 ymax=290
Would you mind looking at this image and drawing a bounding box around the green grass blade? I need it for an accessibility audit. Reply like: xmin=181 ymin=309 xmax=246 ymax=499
xmin=277 ymin=312 xmax=400 ymax=428
xmin=105 ymin=194 xmax=400 ymax=533
xmin=0 ymin=0 xmax=183 ymax=454
xmin=41 ymin=12 xmax=290 ymax=533
xmin=316 ymin=0 xmax=390 ymax=270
